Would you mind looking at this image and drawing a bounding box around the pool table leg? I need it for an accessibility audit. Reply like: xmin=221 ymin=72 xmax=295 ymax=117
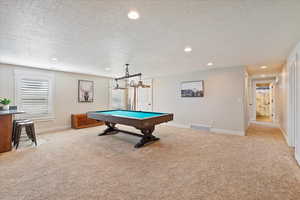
xmin=134 ymin=126 xmax=160 ymax=148
xmin=98 ymin=122 xmax=118 ymax=136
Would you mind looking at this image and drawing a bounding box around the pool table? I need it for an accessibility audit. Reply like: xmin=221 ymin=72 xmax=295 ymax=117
xmin=87 ymin=110 xmax=173 ymax=148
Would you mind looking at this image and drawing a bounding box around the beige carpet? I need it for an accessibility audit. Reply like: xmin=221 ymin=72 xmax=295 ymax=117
xmin=0 ymin=124 xmax=300 ymax=200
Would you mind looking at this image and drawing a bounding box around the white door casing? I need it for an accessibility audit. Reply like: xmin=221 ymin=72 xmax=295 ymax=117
xmin=295 ymin=53 xmax=300 ymax=164
xmin=287 ymin=58 xmax=297 ymax=147
xmin=270 ymin=82 xmax=276 ymax=122
xmin=251 ymin=78 xmax=276 ymax=123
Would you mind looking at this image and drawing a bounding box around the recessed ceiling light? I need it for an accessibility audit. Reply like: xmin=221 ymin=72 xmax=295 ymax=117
xmin=184 ymin=46 xmax=192 ymax=52
xmin=51 ymin=57 xmax=58 ymax=62
xmin=260 ymin=66 xmax=268 ymax=69
xmin=207 ymin=62 xmax=213 ymax=66
xmin=128 ymin=10 xmax=140 ymax=20
xmin=105 ymin=67 xmax=111 ymax=71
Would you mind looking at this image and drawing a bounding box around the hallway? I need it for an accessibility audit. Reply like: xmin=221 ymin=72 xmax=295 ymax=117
xmin=247 ymin=124 xmax=287 ymax=140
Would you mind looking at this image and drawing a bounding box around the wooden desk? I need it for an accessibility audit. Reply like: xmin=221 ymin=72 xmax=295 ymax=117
xmin=0 ymin=110 xmax=25 ymax=153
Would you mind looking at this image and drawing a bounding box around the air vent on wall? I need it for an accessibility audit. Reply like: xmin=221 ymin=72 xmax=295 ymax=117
xmin=190 ymin=124 xmax=211 ymax=132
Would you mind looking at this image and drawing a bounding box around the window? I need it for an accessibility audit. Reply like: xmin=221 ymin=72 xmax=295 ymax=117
xmin=109 ymin=80 xmax=126 ymax=109
xmin=15 ymin=70 xmax=54 ymax=120
xmin=111 ymin=89 xmax=125 ymax=109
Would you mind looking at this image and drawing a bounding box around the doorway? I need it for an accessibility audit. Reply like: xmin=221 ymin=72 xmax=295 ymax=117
xmin=136 ymin=79 xmax=153 ymax=111
xmin=255 ymin=82 xmax=274 ymax=123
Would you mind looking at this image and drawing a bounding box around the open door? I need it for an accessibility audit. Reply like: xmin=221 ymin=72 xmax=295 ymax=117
xmin=270 ymin=82 xmax=276 ymax=122
xmin=255 ymin=83 xmax=273 ymax=122
xmin=136 ymin=79 xmax=153 ymax=111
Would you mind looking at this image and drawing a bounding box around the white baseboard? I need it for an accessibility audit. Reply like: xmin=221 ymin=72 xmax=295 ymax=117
xmin=37 ymin=125 xmax=71 ymax=134
xmin=165 ymin=122 xmax=190 ymax=129
xmin=295 ymin=153 xmax=300 ymax=166
xmin=250 ymin=120 xmax=279 ymax=127
xmin=166 ymin=122 xmax=245 ymax=136
xmin=279 ymin=126 xmax=290 ymax=146
xmin=210 ymin=128 xmax=245 ymax=136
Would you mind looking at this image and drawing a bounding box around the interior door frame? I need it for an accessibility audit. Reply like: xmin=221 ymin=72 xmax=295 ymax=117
xmin=296 ymin=53 xmax=300 ymax=165
xmin=269 ymin=82 xmax=276 ymax=122
xmin=252 ymin=79 xmax=276 ymax=123
xmin=287 ymin=55 xmax=297 ymax=147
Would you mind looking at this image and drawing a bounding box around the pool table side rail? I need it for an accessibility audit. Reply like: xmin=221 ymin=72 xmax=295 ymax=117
xmin=94 ymin=109 xmax=167 ymax=116
xmin=87 ymin=111 xmax=173 ymax=129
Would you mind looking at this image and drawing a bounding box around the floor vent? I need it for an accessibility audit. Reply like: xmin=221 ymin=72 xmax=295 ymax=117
xmin=190 ymin=124 xmax=211 ymax=131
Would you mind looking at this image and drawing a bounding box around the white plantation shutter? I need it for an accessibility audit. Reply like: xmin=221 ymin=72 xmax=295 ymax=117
xmin=20 ymin=79 xmax=50 ymax=117
xmin=15 ymin=70 xmax=54 ymax=120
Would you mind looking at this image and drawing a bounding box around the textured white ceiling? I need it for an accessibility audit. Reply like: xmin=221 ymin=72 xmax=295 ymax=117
xmin=1 ymin=0 xmax=300 ymax=77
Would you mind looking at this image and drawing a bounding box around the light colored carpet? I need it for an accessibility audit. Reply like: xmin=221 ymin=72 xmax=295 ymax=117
xmin=0 ymin=124 xmax=299 ymax=200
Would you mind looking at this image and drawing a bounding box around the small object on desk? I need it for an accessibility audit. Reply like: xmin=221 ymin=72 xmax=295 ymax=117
xmin=0 ymin=98 xmax=12 ymax=110
xmin=87 ymin=110 xmax=173 ymax=148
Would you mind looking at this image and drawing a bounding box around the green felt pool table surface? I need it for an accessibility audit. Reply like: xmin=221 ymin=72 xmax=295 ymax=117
xmin=95 ymin=110 xmax=165 ymax=119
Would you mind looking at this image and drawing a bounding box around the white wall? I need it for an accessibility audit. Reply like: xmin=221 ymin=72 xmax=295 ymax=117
xmin=296 ymin=44 xmax=300 ymax=164
xmin=153 ymin=66 xmax=247 ymax=135
xmin=286 ymin=41 xmax=300 ymax=163
xmin=276 ymin=64 xmax=288 ymax=135
xmin=0 ymin=63 xmax=110 ymax=133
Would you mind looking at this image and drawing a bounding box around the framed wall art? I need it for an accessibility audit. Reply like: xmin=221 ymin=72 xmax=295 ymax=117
xmin=181 ymin=80 xmax=204 ymax=97
xmin=78 ymin=80 xmax=94 ymax=102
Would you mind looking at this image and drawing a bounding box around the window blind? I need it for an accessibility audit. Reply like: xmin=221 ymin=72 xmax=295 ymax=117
xmin=15 ymin=70 xmax=54 ymax=120
xmin=20 ymin=79 xmax=50 ymax=118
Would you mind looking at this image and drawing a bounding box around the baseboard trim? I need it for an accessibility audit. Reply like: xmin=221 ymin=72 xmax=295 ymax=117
xmin=165 ymin=122 xmax=190 ymax=129
xmin=279 ymin=126 xmax=290 ymax=146
xmin=37 ymin=125 xmax=71 ymax=134
xmin=210 ymin=128 xmax=245 ymax=136
xmin=248 ymin=120 xmax=251 ymax=128
xmin=295 ymin=153 xmax=300 ymax=166
xmin=166 ymin=122 xmax=245 ymax=136
xmin=250 ymin=121 xmax=279 ymax=127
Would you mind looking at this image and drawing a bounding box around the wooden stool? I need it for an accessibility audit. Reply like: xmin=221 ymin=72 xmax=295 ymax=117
xmin=14 ymin=121 xmax=37 ymax=149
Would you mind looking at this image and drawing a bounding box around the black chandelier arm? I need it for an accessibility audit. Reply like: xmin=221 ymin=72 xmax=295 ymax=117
xmin=114 ymin=73 xmax=142 ymax=81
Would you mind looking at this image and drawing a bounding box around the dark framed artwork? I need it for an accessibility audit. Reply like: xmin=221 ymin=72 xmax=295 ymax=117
xmin=181 ymin=80 xmax=204 ymax=97
xmin=78 ymin=80 xmax=94 ymax=102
